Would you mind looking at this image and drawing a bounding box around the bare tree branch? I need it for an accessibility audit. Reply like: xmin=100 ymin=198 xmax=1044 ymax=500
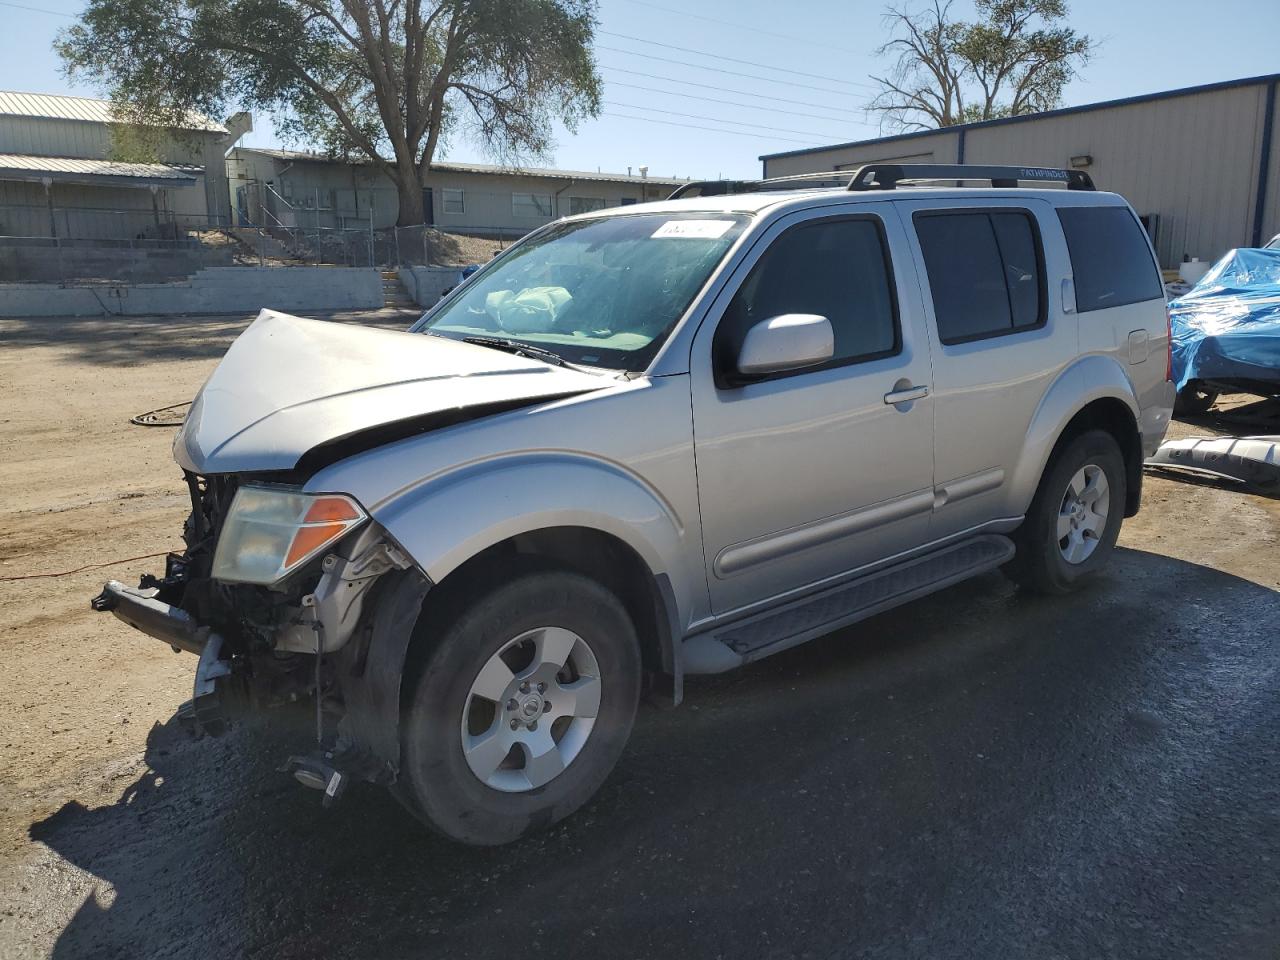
xmin=868 ymin=0 xmax=1093 ymax=131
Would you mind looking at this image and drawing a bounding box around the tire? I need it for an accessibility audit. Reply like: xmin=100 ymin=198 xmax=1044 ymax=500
xmin=1006 ymin=429 xmax=1127 ymax=595
xmin=1174 ymin=382 xmax=1219 ymax=416
xmin=397 ymin=570 xmax=641 ymax=845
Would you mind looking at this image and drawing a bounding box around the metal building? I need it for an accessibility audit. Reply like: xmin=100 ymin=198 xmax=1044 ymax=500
xmin=760 ymin=74 xmax=1279 ymax=268
xmin=0 ymin=91 xmax=249 ymax=240
xmin=227 ymin=147 xmax=688 ymax=240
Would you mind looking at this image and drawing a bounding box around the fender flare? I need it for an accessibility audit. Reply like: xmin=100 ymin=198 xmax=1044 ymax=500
xmin=370 ymin=452 xmax=694 ymax=695
xmin=1010 ymin=356 xmax=1142 ymax=514
xmin=337 ymin=567 xmax=431 ymax=777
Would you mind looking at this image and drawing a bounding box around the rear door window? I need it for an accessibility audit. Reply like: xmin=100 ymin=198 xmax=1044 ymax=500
xmin=913 ymin=209 xmax=1046 ymax=344
xmin=1057 ymin=206 xmax=1163 ymax=311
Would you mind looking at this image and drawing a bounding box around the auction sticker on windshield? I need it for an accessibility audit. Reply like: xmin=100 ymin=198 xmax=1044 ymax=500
xmin=651 ymin=220 xmax=736 ymax=239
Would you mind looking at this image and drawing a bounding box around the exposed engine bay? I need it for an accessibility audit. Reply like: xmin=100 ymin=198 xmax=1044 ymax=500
xmin=93 ymin=471 xmax=426 ymax=802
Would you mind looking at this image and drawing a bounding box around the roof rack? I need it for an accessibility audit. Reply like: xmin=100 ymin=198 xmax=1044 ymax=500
xmin=666 ymin=163 xmax=1095 ymax=200
xmin=844 ymin=163 xmax=1095 ymax=191
xmin=666 ymin=171 xmax=853 ymax=200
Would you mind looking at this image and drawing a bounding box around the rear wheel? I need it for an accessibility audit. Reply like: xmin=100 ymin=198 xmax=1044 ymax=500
xmin=397 ymin=570 xmax=641 ymax=845
xmin=1007 ymin=429 xmax=1127 ymax=595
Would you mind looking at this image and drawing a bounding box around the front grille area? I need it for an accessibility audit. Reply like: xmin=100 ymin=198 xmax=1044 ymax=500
xmin=183 ymin=471 xmax=240 ymax=571
xmin=174 ymin=472 xmax=291 ymax=651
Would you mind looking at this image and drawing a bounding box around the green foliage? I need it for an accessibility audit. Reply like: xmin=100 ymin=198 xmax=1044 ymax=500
xmin=870 ymin=0 xmax=1094 ymax=131
xmin=58 ymin=0 xmax=602 ymax=223
xmin=107 ymin=123 xmax=166 ymax=164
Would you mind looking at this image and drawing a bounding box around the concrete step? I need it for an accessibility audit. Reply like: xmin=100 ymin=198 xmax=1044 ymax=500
xmin=381 ymin=273 xmax=415 ymax=307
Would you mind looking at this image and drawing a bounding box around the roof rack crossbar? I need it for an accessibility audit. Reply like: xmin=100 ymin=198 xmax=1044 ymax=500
xmin=845 ymin=163 xmax=1095 ymax=191
xmin=668 ymin=163 xmax=1096 ymax=201
xmin=667 ymin=170 xmax=851 ymax=200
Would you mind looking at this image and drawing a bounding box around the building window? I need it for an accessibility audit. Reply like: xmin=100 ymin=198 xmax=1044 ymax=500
xmin=620 ymin=198 xmax=638 ymax=206
xmin=569 ymin=196 xmax=607 ymax=215
xmin=442 ymin=189 xmax=464 ymax=214
xmin=512 ymin=193 xmax=553 ymax=218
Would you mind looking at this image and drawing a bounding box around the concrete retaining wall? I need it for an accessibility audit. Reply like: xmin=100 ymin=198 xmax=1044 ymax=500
xmin=0 ymin=266 xmax=383 ymax=317
xmin=0 ymin=242 xmax=234 ymax=283
xmin=399 ymin=265 xmax=465 ymax=308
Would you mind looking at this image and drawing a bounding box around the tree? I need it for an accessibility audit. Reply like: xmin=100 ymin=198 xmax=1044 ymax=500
xmin=869 ymin=0 xmax=1093 ymax=131
xmin=58 ymin=0 xmax=602 ymax=225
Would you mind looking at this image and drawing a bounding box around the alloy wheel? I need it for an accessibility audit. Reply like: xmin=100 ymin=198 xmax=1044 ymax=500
xmin=1057 ymin=463 xmax=1109 ymax=564
xmin=459 ymin=626 xmax=602 ymax=793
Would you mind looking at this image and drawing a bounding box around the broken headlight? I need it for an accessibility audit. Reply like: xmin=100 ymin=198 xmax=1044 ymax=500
xmin=211 ymin=486 xmax=367 ymax=586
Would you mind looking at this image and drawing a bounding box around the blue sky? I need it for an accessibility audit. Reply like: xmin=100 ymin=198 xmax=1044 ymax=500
xmin=1 ymin=0 xmax=1277 ymax=179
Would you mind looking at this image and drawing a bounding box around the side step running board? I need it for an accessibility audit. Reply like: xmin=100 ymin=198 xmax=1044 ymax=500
xmin=682 ymin=534 xmax=1015 ymax=674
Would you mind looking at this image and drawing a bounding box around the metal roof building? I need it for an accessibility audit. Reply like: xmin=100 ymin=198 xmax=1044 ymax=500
xmin=760 ymin=74 xmax=1280 ymax=268
xmin=228 ymin=147 xmax=690 ymax=238
xmin=0 ymin=90 xmax=247 ymax=240
xmin=0 ymin=91 xmax=225 ymax=131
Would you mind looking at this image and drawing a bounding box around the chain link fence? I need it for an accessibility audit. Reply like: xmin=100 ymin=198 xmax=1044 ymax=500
xmin=0 ymin=206 xmax=526 ymax=285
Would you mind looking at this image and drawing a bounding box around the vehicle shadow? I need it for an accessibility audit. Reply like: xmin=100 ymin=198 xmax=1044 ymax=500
xmin=0 ymin=310 xmax=420 ymax=368
xmin=29 ymin=547 xmax=1280 ymax=960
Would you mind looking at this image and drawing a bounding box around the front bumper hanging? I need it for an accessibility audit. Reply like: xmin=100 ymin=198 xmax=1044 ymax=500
xmin=92 ymin=579 xmax=235 ymax=735
xmin=92 ymin=579 xmax=211 ymax=654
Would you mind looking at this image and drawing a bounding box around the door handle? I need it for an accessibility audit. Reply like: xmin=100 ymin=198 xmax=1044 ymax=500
xmin=884 ymin=384 xmax=929 ymax=405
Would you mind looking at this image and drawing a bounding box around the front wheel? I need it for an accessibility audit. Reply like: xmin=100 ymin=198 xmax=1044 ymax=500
xmin=1006 ymin=429 xmax=1127 ymax=595
xmin=397 ymin=570 xmax=641 ymax=845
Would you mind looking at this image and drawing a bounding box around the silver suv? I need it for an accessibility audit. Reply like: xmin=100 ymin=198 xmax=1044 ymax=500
xmin=95 ymin=164 xmax=1174 ymax=845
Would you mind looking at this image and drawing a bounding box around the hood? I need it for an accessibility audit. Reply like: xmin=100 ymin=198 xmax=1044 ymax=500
xmin=175 ymin=310 xmax=608 ymax=474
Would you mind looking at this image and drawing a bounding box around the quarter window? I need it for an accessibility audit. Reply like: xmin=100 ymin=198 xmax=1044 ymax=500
xmin=441 ymin=189 xmax=464 ymax=214
xmin=716 ymin=217 xmax=899 ymax=381
xmin=1057 ymin=206 xmax=1163 ymax=312
xmin=512 ymin=193 xmax=553 ymax=218
xmin=914 ymin=210 xmax=1046 ymax=344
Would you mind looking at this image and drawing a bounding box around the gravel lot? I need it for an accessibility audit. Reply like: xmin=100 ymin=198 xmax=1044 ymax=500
xmin=1 ymin=310 xmax=1278 ymax=960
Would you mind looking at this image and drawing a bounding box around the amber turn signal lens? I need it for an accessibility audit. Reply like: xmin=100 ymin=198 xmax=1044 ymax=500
xmin=303 ymin=497 xmax=363 ymax=523
xmin=284 ymin=496 xmax=365 ymax=568
xmin=284 ymin=524 xmax=342 ymax=568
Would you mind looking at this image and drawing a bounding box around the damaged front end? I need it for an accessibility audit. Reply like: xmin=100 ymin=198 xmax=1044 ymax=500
xmin=92 ymin=471 xmax=428 ymax=802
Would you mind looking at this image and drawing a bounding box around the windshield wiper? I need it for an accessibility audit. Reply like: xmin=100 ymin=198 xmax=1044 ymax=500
xmin=462 ymin=335 xmax=568 ymax=367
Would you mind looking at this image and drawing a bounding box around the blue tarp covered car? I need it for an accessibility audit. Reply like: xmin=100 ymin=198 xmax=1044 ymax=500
xmin=1169 ymin=247 xmax=1280 ymax=412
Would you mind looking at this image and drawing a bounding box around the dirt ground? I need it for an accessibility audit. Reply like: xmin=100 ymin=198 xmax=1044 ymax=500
xmin=1 ymin=311 xmax=1277 ymax=959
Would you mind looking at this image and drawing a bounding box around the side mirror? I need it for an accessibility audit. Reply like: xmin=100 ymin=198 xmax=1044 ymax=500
xmin=735 ymin=314 xmax=834 ymax=378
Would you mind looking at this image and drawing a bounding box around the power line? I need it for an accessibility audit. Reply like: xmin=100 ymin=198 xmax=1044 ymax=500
xmin=0 ymin=0 xmax=73 ymax=15
xmin=598 ymin=45 xmax=868 ymax=98
xmin=598 ymin=30 xmax=877 ymax=91
xmin=601 ymin=112 xmax=819 ymax=146
xmin=607 ymin=79 xmax=860 ymax=126
xmin=615 ymin=0 xmax=864 ymax=56
xmin=5 ymin=0 xmax=871 ymax=137
xmin=604 ymin=65 xmax=865 ymax=116
xmin=603 ymin=100 xmax=841 ymax=139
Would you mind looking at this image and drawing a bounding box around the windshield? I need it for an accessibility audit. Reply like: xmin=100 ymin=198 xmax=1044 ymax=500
xmin=418 ymin=212 xmax=749 ymax=371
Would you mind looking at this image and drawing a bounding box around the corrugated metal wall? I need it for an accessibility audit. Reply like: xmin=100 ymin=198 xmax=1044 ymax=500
xmin=1262 ymin=86 xmax=1280 ymax=245
xmin=761 ymin=78 xmax=1280 ymax=267
xmin=0 ymin=177 xmax=206 ymax=238
xmin=0 ymin=115 xmax=233 ymax=226
xmin=765 ymin=130 xmax=960 ymax=178
xmin=0 ymin=115 xmax=114 ymax=159
xmin=965 ymin=84 xmax=1270 ymax=266
xmin=226 ymin=150 xmax=675 ymax=234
